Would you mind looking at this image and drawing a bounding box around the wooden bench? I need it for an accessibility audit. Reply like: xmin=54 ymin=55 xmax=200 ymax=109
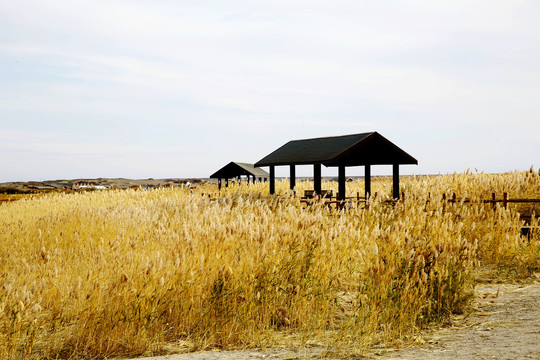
xmin=303 ymin=190 xmax=333 ymax=199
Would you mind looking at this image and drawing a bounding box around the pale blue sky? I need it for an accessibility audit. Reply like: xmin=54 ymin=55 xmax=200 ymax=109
xmin=1 ymin=0 xmax=539 ymax=182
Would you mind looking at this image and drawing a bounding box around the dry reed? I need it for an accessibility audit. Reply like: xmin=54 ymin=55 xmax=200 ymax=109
xmin=0 ymin=170 xmax=538 ymax=359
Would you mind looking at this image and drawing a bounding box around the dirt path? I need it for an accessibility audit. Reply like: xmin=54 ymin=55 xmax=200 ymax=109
xmin=374 ymin=280 xmax=540 ymax=360
xmin=135 ymin=280 xmax=540 ymax=360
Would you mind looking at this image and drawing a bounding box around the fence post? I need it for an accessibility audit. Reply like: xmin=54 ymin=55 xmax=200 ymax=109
xmin=503 ymin=192 xmax=508 ymax=209
xmin=442 ymin=193 xmax=446 ymax=212
xmin=492 ymin=193 xmax=496 ymax=210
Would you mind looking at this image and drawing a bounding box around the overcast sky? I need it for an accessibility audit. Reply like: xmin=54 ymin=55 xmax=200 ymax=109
xmin=1 ymin=0 xmax=539 ymax=182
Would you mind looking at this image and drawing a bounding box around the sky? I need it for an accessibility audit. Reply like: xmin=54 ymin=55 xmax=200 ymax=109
xmin=1 ymin=0 xmax=539 ymax=182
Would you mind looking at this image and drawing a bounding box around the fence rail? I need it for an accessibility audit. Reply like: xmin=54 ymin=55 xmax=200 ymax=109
xmin=440 ymin=192 xmax=540 ymax=209
xmin=0 ymin=198 xmax=19 ymax=203
xmin=295 ymin=191 xmax=539 ymax=218
xmin=297 ymin=191 xmax=540 ymax=207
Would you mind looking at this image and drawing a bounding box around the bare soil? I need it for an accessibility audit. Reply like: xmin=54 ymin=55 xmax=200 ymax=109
xmin=372 ymin=279 xmax=540 ymax=360
xmin=133 ymin=279 xmax=540 ymax=360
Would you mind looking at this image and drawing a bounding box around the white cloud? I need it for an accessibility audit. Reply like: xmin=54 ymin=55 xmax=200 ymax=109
xmin=1 ymin=0 xmax=539 ymax=181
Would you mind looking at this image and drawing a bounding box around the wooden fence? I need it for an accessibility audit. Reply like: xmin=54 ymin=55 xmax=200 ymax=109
xmin=298 ymin=191 xmax=538 ymax=237
xmin=0 ymin=198 xmax=21 ymax=203
xmin=440 ymin=192 xmax=540 ymax=209
xmin=296 ymin=191 xmax=538 ymax=221
xmin=297 ymin=191 xmax=540 ymax=206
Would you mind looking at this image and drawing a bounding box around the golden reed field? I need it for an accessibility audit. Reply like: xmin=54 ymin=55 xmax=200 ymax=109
xmin=1 ymin=170 xmax=539 ymax=359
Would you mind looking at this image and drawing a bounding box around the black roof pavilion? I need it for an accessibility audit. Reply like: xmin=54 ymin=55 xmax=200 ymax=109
xmin=255 ymin=132 xmax=417 ymax=199
xmin=210 ymin=162 xmax=269 ymax=189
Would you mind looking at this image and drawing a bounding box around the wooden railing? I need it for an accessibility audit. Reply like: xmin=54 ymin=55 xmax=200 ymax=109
xmin=439 ymin=192 xmax=540 ymax=209
xmin=0 ymin=198 xmax=23 ymax=204
xmin=296 ymin=191 xmax=539 ymax=217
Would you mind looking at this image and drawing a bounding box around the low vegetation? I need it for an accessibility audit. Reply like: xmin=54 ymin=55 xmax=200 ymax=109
xmin=0 ymin=170 xmax=538 ymax=359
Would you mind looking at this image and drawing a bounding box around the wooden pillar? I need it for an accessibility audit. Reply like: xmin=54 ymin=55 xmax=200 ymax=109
xmin=365 ymin=164 xmax=371 ymax=199
xmin=393 ymin=164 xmax=399 ymax=199
xmin=290 ymin=165 xmax=296 ymax=190
xmin=338 ymin=165 xmax=346 ymax=201
xmin=218 ymin=178 xmax=222 ymax=190
xmin=313 ymin=163 xmax=322 ymax=194
xmin=270 ymin=166 xmax=275 ymax=194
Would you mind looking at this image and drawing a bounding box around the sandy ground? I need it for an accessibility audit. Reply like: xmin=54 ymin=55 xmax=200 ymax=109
xmin=133 ymin=280 xmax=540 ymax=360
xmin=373 ymin=280 xmax=540 ymax=360
xmin=0 ymin=178 xmax=210 ymax=191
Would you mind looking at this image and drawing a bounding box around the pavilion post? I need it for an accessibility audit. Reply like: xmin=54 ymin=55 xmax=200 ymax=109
xmin=270 ymin=166 xmax=275 ymax=194
xmin=290 ymin=165 xmax=296 ymax=190
xmin=393 ymin=164 xmax=400 ymax=199
xmin=218 ymin=178 xmax=222 ymax=190
xmin=314 ymin=163 xmax=322 ymax=194
xmin=338 ymin=165 xmax=346 ymax=201
xmin=365 ymin=164 xmax=371 ymax=199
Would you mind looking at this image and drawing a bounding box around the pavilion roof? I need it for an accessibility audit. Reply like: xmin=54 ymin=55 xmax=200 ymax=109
xmin=210 ymin=162 xmax=269 ymax=179
xmin=254 ymin=132 xmax=417 ymax=167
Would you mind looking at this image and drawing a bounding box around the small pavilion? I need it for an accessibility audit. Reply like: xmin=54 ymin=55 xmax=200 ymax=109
xmin=254 ymin=132 xmax=417 ymax=199
xmin=210 ymin=162 xmax=269 ymax=189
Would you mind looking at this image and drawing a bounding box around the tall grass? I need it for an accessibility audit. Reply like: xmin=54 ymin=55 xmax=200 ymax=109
xmin=0 ymin=170 xmax=538 ymax=359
